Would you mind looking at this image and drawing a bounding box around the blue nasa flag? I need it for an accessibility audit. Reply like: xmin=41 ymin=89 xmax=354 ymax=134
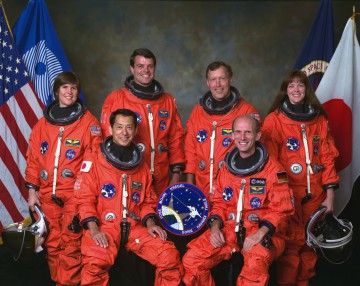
xmin=294 ymin=0 xmax=334 ymax=91
xmin=12 ymin=0 xmax=85 ymax=106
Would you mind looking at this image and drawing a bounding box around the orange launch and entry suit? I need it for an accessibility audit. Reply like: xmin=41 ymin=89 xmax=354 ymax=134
xmin=182 ymin=143 xmax=294 ymax=286
xmin=25 ymin=100 xmax=102 ymax=285
xmin=75 ymin=137 xmax=183 ymax=286
xmin=262 ymin=104 xmax=340 ymax=286
xmin=184 ymin=87 xmax=260 ymax=199
xmin=101 ymin=76 xmax=186 ymax=195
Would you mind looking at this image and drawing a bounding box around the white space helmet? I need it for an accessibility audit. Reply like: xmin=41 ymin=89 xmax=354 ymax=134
xmin=306 ymin=205 xmax=353 ymax=264
xmin=2 ymin=204 xmax=48 ymax=261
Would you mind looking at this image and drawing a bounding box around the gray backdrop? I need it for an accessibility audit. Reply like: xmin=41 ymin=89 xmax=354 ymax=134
xmin=3 ymin=0 xmax=355 ymax=123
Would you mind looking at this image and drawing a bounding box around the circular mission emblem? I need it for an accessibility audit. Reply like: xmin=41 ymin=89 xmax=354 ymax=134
xmin=157 ymin=183 xmax=209 ymax=236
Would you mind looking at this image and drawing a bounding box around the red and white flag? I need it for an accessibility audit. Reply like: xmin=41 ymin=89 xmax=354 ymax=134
xmin=316 ymin=17 xmax=360 ymax=215
xmin=0 ymin=4 xmax=44 ymax=230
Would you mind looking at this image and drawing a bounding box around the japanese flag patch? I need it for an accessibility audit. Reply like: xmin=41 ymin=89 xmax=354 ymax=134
xmin=80 ymin=161 xmax=92 ymax=172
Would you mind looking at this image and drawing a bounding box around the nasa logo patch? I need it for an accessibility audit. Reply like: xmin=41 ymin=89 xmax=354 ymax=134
xmin=222 ymin=187 xmax=234 ymax=202
xmin=222 ymin=137 xmax=232 ymax=148
xmin=157 ymin=183 xmax=209 ymax=236
xmin=65 ymin=149 xmax=76 ymax=160
xmin=101 ymin=183 xmax=116 ymax=199
xmin=135 ymin=112 xmax=142 ymax=125
xmin=196 ymin=130 xmax=208 ymax=143
xmin=286 ymin=137 xmax=300 ymax=151
xmin=250 ymin=197 xmax=262 ymax=209
xmin=313 ymin=145 xmax=319 ymax=156
xmin=40 ymin=141 xmax=49 ymax=155
xmin=159 ymin=120 xmax=166 ymax=130
xmin=132 ymin=192 xmax=140 ymax=204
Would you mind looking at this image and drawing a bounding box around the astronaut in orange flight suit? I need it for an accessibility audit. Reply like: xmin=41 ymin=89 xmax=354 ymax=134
xmin=182 ymin=115 xmax=294 ymax=286
xmin=184 ymin=61 xmax=260 ymax=200
xmin=261 ymin=70 xmax=340 ymax=286
xmin=76 ymin=109 xmax=183 ymax=286
xmin=25 ymin=72 xmax=103 ymax=285
xmin=101 ymin=48 xmax=185 ymax=196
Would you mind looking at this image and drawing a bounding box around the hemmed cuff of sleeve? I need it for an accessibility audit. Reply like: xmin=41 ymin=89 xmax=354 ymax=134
xmin=81 ymin=217 xmax=99 ymax=229
xmin=259 ymin=220 xmax=276 ymax=236
xmin=142 ymin=213 xmax=158 ymax=227
xmin=323 ymin=183 xmax=339 ymax=191
xmin=170 ymin=163 xmax=185 ymax=172
xmin=25 ymin=182 xmax=39 ymax=191
xmin=207 ymin=215 xmax=224 ymax=228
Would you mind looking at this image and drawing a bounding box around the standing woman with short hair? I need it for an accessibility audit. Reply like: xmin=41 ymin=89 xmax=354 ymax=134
xmin=25 ymin=71 xmax=103 ymax=285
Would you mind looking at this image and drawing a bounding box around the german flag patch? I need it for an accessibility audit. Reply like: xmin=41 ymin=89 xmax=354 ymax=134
xmin=277 ymin=171 xmax=288 ymax=183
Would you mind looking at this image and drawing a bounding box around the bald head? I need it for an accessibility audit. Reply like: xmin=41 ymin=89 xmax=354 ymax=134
xmin=232 ymin=115 xmax=261 ymax=158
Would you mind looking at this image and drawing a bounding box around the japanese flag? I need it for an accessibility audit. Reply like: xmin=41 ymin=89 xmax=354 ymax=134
xmin=316 ymin=17 xmax=360 ymax=215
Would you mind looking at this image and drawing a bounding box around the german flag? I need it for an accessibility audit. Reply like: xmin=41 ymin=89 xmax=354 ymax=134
xmin=276 ymin=171 xmax=288 ymax=183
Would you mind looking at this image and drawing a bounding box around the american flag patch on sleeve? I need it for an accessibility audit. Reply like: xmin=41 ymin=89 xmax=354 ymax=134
xmin=276 ymin=171 xmax=288 ymax=183
xmin=90 ymin=126 xmax=102 ymax=136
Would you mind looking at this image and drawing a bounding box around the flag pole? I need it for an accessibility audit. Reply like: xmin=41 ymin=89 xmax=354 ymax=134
xmin=351 ymin=6 xmax=360 ymax=45
xmin=352 ymin=5 xmax=360 ymax=20
xmin=0 ymin=0 xmax=13 ymax=38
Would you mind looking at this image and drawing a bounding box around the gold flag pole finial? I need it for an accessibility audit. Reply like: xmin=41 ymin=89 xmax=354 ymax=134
xmin=351 ymin=6 xmax=360 ymax=45
xmin=352 ymin=5 xmax=360 ymax=20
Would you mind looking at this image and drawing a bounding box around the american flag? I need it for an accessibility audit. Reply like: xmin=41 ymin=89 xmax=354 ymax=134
xmin=0 ymin=4 xmax=44 ymax=229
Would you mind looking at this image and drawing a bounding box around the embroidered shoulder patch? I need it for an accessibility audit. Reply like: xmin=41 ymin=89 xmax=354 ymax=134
xmin=80 ymin=161 xmax=92 ymax=172
xmin=221 ymin=129 xmax=232 ymax=136
xmin=276 ymin=171 xmax=288 ymax=183
xmin=131 ymin=181 xmax=143 ymax=190
xmin=65 ymin=139 xmax=81 ymax=147
xmin=90 ymin=126 xmax=102 ymax=136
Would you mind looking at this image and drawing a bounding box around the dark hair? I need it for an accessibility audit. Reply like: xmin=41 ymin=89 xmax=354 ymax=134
xmin=268 ymin=70 xmax=328 ymax=117
xmin=109 ymin=109 xmax=138 ymax=128
xmin=206 ymin=61 xmax=233 ymax=79
xmin=53 ymin=71 xmax=81 ymax=96
xmin=232 ymin=115 xmax=260 ymax=133
xmin=130 ymin=48 xmax=156 ymax=67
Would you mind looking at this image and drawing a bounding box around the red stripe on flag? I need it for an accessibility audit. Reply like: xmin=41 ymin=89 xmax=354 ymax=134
xmin=0 ymin=180 xmax=24 ymax=223
xmin=0 ymin=137 xmax=27 ymax=199
xmin=0 ymin=104 xmax=28 ymax=159
xmin=15 ymin=86 xmax=43 ymax=127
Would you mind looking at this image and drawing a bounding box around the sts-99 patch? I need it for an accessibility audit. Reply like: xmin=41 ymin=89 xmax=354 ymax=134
xmin=157 ymin=183 xmax=209 ymax=236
